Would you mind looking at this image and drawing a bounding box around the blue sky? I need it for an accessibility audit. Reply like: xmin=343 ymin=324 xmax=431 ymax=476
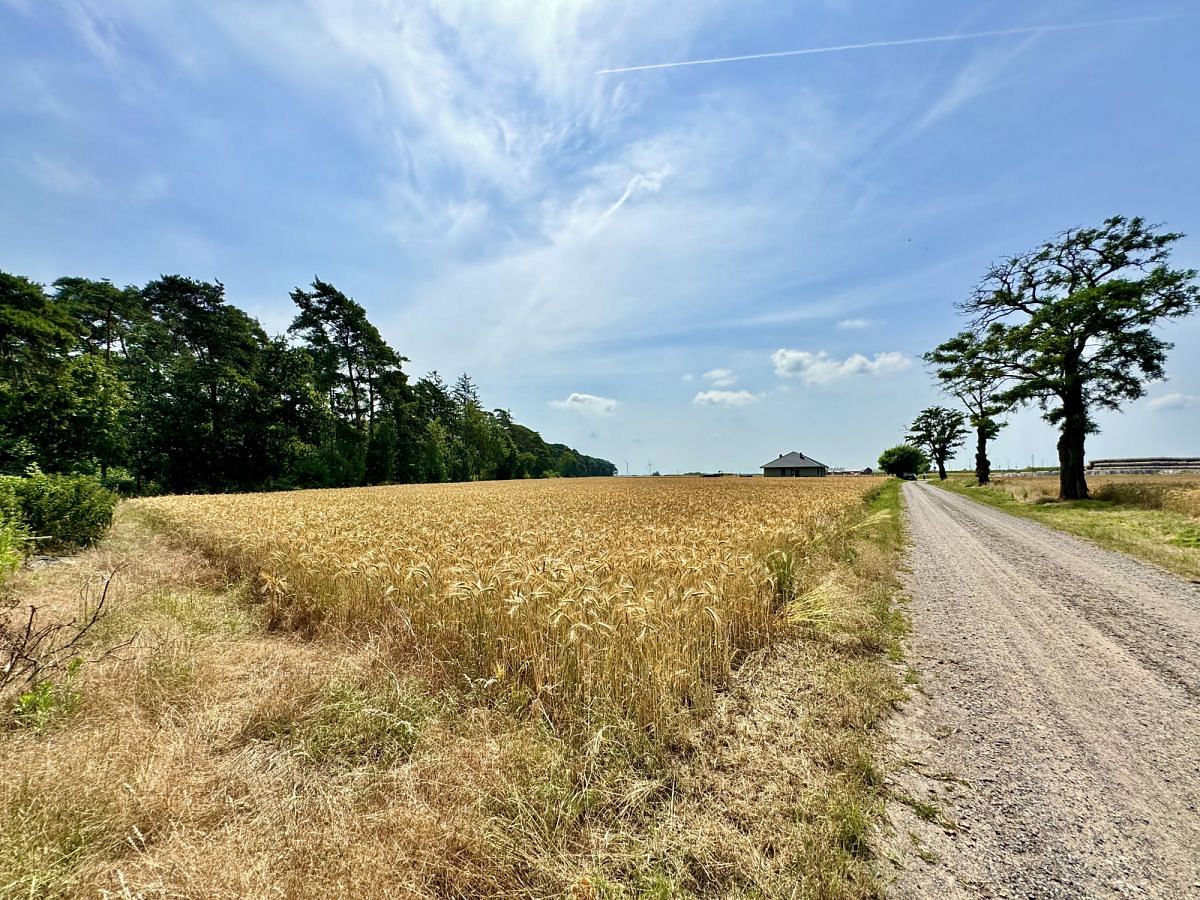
xmin=3 ymin=0 xmax=1198 ymax=473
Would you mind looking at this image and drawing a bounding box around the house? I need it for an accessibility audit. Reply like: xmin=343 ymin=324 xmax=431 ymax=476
xmin=761 ymin=451 xmax=828 ymax=477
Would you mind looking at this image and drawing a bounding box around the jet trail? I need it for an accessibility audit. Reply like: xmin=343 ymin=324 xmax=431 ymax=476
xmin=596 ymin=17 xmax=1171 ymax=75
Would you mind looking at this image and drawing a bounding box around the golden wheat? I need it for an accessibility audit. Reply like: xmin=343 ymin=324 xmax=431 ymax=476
xmin=136 ymin=477 xmax=880 ymax=737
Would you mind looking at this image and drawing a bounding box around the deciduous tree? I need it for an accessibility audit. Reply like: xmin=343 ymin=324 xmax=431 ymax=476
xmin=958 ymin=216 xmax=1200 ymax=499
xmin=878 ymin=444 xmax=929 ymax=477
xmin=924 ymin=331 xmax=1009 ymax=485
xmin=906 ymin=407 xmax=967 ymax=481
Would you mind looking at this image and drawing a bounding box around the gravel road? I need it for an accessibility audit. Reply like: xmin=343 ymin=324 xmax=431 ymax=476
xmin=886 ymin=482 xmax=1200 ymax=899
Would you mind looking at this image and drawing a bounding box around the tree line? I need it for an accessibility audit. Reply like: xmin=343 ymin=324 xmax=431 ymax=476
xmin=0 ymin=272 xmax=616 ymax=494
xmin=882 ymin=216 xmax=1199 ymax=498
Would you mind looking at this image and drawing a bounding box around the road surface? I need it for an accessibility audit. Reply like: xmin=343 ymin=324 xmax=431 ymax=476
xmin=887 ymin=482 xmax=1200 ymax=899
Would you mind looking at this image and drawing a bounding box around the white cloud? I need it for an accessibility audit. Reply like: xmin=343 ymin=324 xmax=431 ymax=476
xmin=592 ymin=166 xmax=673 ymax=234
xmin=702 ymin=367 xmax=737 ymax=387
xmin=551 ymin=392 xmax=617 ymax=414
xmin=913 ymin=33 xmax=1041 ymax=134
xmin=836 ymin=318 xmax=881 ymax=329
xmin=1147 ymin=392 xmax=1200 ymax=411
xmin=681 ymin=373 xmax=695 ymax=382
xmin=693 ymin=389 xmax=758 ymax=407
xmin=772 ymin=349 xmax=912 ymax=385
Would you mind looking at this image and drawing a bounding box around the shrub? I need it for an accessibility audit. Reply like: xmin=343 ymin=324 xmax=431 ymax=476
xmin=9 ymin=473 xmax=118 ymax=553
xmin=0 ymin=482 xmax=27 ymax=579
xmin=0 ymin=516 xmax=26 ymax=580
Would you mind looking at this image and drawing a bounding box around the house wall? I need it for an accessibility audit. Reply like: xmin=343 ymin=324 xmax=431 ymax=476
xmin=762 ymin=467 xmax=827 ymax=477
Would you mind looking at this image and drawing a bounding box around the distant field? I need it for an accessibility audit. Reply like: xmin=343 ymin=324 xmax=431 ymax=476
xmin=4 ymin=476 xmax=904 ymax=898
xmin=934 ymin=473 xmax=1200 ymax=579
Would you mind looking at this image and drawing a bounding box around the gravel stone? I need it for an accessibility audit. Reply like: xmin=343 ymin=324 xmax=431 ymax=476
xmin=885 ymin=483 xmax=1200 ymax=899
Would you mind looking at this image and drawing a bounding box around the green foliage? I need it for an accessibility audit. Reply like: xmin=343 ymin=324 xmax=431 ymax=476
xmin=11 ymin=660 xmax=84 ymax=731
xmin=946 ymin=216 xmax=1200 ymax=499
xmin=924 ymin=330 xmax=1010 ymax=484
xmin=0 ymin=484 xmax=28 ymax=577
xmin=906 ymin=407 xmax=968 ymax=480
xmin=877 ymin=444 xmax=930 ymax=477
xmin=0 ymin=268 xmax=616 ymax=494
xmin=1090 ymin=482 xmax=1173 ymax=509
xmin=6 ymin=472 xmax=118 ymax=553
xmin=765 ymin=548 xmax=799 ymax=609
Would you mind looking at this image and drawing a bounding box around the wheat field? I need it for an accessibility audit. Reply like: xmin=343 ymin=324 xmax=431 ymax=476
xmin=2 ymin=476 xmax=900 ymax=898
xmin=137 ymin=476 xmax=882 ymax=739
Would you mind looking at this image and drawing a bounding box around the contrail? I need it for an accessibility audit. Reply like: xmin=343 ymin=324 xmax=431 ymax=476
xmin=595 ymin=17 xmax=1172 ymax=75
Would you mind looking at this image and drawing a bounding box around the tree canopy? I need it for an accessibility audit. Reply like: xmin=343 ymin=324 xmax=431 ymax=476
xmin=0 ymin=269 xmax=616 ymax=493
xmin=924 ymin=330 xmax=1009 ymax=484
xmin=906 ymin=407 xmax=967 ymax=481
xmin=953 ymin=216 xmax=1199 ymax=499
xmin=878 ymin=444 xmax=930 ymax=477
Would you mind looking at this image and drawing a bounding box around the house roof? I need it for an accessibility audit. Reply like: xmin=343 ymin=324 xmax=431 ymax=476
xmin=761 ymin=451 xmax=827 ymax=469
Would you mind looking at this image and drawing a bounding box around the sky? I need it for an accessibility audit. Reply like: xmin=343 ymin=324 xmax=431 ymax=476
xmin=2 ymin=0 xmax=1199 ymax=473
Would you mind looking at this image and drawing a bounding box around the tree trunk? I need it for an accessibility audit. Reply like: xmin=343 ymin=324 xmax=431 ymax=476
xmin=975 ymin=425 xmax=991 ymax=485
xmin=937 ymin=457 xmax=947 ymax=480
xmin=1057 ymin=389 xmax=1089 ymax=500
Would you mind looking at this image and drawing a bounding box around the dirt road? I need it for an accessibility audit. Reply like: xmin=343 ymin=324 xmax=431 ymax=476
xmin=887 ymin=482 xmax=1200 ymax=899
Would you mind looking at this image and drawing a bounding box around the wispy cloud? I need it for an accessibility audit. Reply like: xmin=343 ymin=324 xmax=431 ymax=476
xmin=912 ymin=32 xmax=1041 ymax=133
xmin=1147 ymin=392 xmax=1200 ymax=411
xmin=702 ymin=367 xmax=737 ymax=388
xmin=596 ymin=17 xmax=1172 ymax=75
xmin=772 ymin=349 xmax=911 ymax=385
xmin=25 ymin=154 xmax=100 ymax=195
xmin=65 ymin=1 xmax=123 ymax=67
xmin=836 ymin=318 xmax=881 ymax=330
xmin=693 ymin=389 xmax=758 ymax=408
xmin=592 ymin=166 xmax=672 ymax=234
xmin=551 ymin=392 xmax=617 ymax=415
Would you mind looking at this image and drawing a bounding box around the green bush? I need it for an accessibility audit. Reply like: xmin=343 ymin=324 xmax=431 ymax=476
xmin=0 ymin=516 xmax=26 ymax=579
xmin=6 ymin=473 xmax=118 ymax=553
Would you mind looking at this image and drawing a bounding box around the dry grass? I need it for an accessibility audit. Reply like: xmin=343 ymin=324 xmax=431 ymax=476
xmin=0 ymin=478 xmax=904 ymax=898
xmin=989 ymin=473 xmax=1200 ymax=516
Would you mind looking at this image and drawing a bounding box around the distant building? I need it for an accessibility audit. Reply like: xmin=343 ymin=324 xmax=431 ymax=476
xmin=1088 ymin=457 xmax=1200 ymax=474
xmin=761 ymin=451 xmax=828 ymax=477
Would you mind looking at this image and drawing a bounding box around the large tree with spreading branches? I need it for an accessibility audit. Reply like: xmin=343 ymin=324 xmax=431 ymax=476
xmin=906 ymin=406 xmax=968 ymax=481
xmin=924 ymin=330 xmax=1009 ymax=485
xmin=956 ymin=216 xmax=1199 ymax=500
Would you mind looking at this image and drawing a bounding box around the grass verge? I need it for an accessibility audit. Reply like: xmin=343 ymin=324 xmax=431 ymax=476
xmin=930 ymin=478 xmax=1200 ymax=581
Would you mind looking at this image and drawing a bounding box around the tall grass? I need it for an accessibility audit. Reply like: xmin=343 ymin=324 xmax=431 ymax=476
xmin=990 ymin=474 xmax=1200 ymax=516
